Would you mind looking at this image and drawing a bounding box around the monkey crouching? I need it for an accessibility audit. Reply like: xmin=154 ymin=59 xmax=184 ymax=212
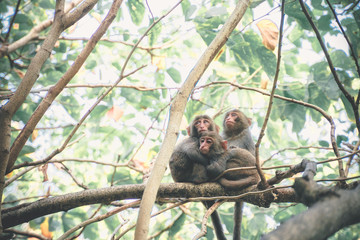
xmin=199 ymin=131 xmax=259 ymax=190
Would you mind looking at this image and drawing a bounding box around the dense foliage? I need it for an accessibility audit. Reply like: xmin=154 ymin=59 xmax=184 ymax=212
xmin=0 ymin=0 xmax=359 ymax=239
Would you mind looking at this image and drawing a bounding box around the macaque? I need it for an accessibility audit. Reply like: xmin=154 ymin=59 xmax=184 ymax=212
xmin=199 ymin=131 xmax=259 ymax=188
xmin=222 ymin=109 xmax=255 ymax=156
xmin=221 ymin=109 xmax=256 ymax=239
xmin=169 ymin=115 xmax=226 ymax=240
xmin=199 ymin=131 xmax=259 ymax=240
xmin=169 ymin=115 xmax=218 ymax=183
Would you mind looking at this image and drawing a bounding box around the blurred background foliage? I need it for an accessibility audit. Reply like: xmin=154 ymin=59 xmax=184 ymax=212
xmin=1 ymin=0 xmax=359 ymax=239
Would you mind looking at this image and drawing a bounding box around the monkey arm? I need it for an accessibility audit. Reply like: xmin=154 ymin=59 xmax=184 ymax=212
xmin=206 ymin=156 xmax=228 ymax=179
xmin=185 ymin=148 xmax=209 ymax=165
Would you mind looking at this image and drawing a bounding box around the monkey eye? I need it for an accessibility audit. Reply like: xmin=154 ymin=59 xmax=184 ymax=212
xmin=231 ymin=112 xmax=237 ymax=117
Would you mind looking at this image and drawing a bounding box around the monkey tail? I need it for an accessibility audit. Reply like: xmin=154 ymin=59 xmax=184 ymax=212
xmin=233 ymin=201 xmax=243 ymax=240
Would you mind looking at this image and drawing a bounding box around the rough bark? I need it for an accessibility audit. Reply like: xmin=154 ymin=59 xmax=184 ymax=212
xmin=261 ymin=183 xmax=360 ymax=240
xmin=134 ymin=0 xmax=251 ymax=238
xmin=2 ymin=182 xmax=296 ymax=229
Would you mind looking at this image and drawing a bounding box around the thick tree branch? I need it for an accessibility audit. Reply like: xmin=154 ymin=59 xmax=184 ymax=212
xmin=262 ymin=182 xmax=360 ymax=240
xmin=135 ymin=1 xmax=251 ymax=238
xmin=0 ymin=0 xmax=83 ymax=58
xmin=2 ymin=182 xmax=297 ymax=229
xmin=7 ymin=0 xmax=121 ymax=173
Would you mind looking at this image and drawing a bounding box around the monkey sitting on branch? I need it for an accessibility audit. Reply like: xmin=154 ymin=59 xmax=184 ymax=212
xmin=198 ymin=130 xmax=260 ymax=190
xmin=222 ymin=109 xmax=255 ymax=155
xmin=169 ymin=114 xmax=219 ymax=184
xmin=199 ymin=130 xmax=260 ymax=240
xmin=169 ymin=115 xmax=226 ymax=240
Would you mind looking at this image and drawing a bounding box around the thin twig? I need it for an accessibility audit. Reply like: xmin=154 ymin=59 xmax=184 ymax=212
xmin=57 ymin=200 xmax=140 ymax=240
xmin=255 ymin=0 xmax=286 ymax=188
xmin=299 ymin=0 xmax=359 ymax=162
xmin=193 ymin=200 xmax=225 ymax=240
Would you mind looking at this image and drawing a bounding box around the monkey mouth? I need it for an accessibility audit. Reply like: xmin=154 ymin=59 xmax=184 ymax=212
xmin=225 ymin=120 xmax=235 ymax=126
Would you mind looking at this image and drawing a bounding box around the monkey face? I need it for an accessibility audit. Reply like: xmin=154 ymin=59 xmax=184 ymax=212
xmin=194 ymin=118 xmax=212 ymax=134
xmin=224 ymin=112 xmax=239 ymax=128
xmin=199 ymin=136 xmax=214 ymax=155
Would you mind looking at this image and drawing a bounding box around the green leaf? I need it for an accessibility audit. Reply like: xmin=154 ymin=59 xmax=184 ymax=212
xmin=285 ymin=1 xmax=312 ymax=30
xmin=181 ymin=0 xmax=197 ymax=21
xmin=104 ymin=215 xmax=120 ymax=231
xmin=205 ymin=7 xmax=227 ymax=18
xmin=90 ymin=105 xmax=108 ymax=120
xmin=319 ymin=140 xmax=329 ymax=147
xmin=310 ymin=62 xmax=341 ymax=100
xmin=60 ymin=94 xmax=80 ymax=120
xmin=83 ymin=222 xmax=99 ymax=239
xmin=169 ymin=213 xmax=186 ymax=237
xmin=149 ymin=18 xmax=162 ymax=46
xmin=317 ymin=14 xmax=332 ymax=31
xmin=340 ymin=94 xmax=355 ymax=122
xmin=39 ymin=0 xmax=54 ymax=9
xmin=330 ymin=50 xmax=352 ymax=69
xmin=256 ymin=46 xmax=276 ymax=79
xmin=127 ymin=0 xmax=145 ymax=26
xmin=14 ymin=14 xmax=33 ymax=30
xmin=86 ymin=59 xmax=97 ymax=70
xmin=167 ymin=67 xmax=182 ymax=83
xmin=0 ymin=58 xmax=10 ymax=72
xmin=19 ymin=145 xmax=36 ymax=156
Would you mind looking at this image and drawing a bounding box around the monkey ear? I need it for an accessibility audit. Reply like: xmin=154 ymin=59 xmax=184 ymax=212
xmin=247 ymin=118 xmax=252 ymax=126
xmin=221 ymin=140 xmax=228 ymax=150
xmin=186 ymin=126 xmax=191 ymax=136
xmin=215 ymin=124 xmax=220 ymax=133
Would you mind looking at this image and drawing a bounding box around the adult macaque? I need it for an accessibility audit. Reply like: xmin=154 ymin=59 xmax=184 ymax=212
xmin=221 ymin=109 xmax=257 ymax=240
xmin=199 ymin=131 xmax=259 ymax=240
xmin=169 ymin=115 xmax=226 ymax=240
xmin=222 ymin=109 xmax=255 ymax=156
xmin=169 ymin=115 xmax=218 ymax=183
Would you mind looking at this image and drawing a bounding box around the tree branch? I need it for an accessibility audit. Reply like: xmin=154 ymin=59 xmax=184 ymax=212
xmin=7 ymin=0 xmax=121 ymax=173
xmin=135 ymin=1 xmax=251 ymax=238
xmin=2 ymin=182 xmax=297 ymax=229
xmin=299 ymin=0 xmax=359 ymax=156
xmin=262 ymin=182 xmax=360 ymax=240
xmin=255 ymin=0 xmax=286 ymax=189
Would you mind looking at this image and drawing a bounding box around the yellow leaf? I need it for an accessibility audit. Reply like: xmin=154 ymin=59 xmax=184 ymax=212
xmin=214 ymin=47 xmax=225 ymax=61
xmin=91 ymin=12 xmax=102 ymax=23
xmin=260 ymin=72 xmax=269 ymax=89
xmin=256 ymin=19 xmax=279 ymax=51
xmin=106 ymin=106 xmax=124 ymax=121
xmin=13 ymin=23 xmax=19 ymax=30
xmin=5 ymin=171 xmax=13 ymax=178
xmin=67 ymin=22 xmax=78 ymax=34
xmin=32 ymin=130 xmax=38 ymax=141
xmin=151 ymin=55 xmax=166 ymax=70
xmin=40 ymin=217 xmax=53 ymax=238
xmin=14 ymin=69 xmax=25 ymax=79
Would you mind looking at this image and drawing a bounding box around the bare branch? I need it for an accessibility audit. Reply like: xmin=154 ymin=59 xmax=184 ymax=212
xmin=135 ymin=1 xmax=251 ymax=238
xmin=2 ymin=182 xmax=298 ymax=229
xmin=299 ymin=0 xmax=360 ymax=150
xmin=7 ymin=0 xmax=124 ymax=173
xmin=193 ymin=200 xmax=225 ymax=240
xmin=57 ymin=200 xmax=140 ymax=240
xmin=0 ymin=0 xmax=83 ymax=58
xmin=255 ymin=0 xmax=286 ymax=189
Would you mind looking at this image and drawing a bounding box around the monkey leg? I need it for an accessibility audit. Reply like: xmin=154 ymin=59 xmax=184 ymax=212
xmin=202 ymin=201 xmax=227 ymax=240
